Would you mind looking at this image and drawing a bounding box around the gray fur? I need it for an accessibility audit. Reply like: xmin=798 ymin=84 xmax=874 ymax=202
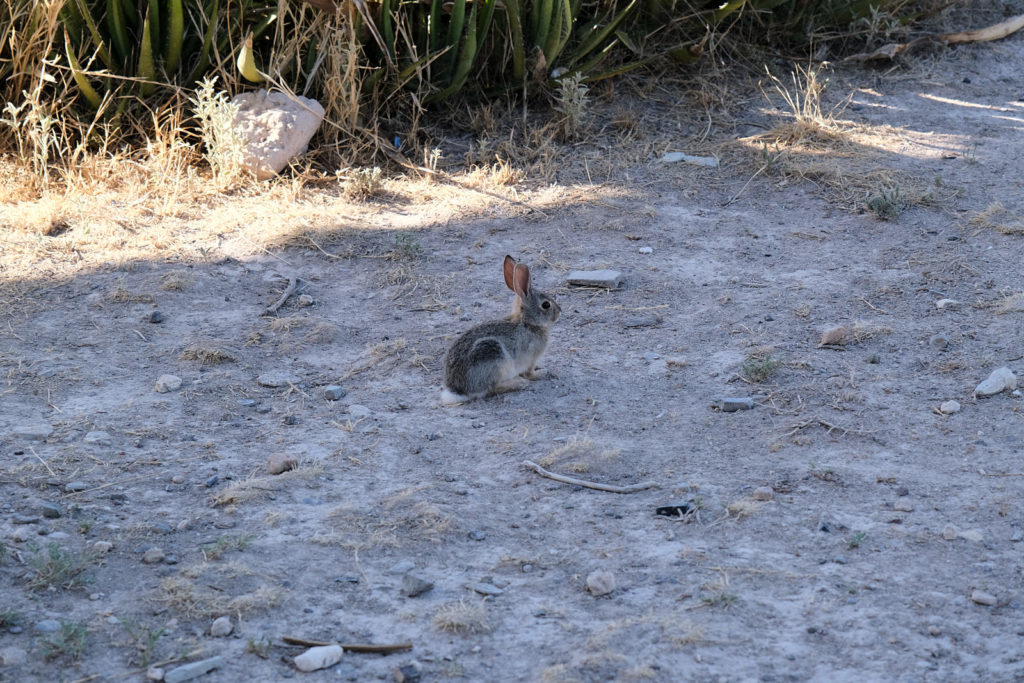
xmin=443 ymin=256 xmax=560 ymax=400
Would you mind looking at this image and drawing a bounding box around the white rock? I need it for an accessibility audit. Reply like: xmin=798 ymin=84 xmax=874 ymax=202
xmin=347 ymin=404 xmax=372 ymax=419
xmin=974 ymin=367 xmax=1017 ymax=397
xmin=751 ymin=486 xmax=774 ymax=501
xmin=257 ymin=370 xmax=300 ymax=387
xmin=638 ymin=246 xmax=653 ymax=255
xmin=147 ymin=666 xmax=165 ymax=681
xmin=958 ymin=529 xmax=984 ymax=543
xmin=585 ymin=570 xmax=616 ymax=597
xmin=12 ymin=526 xmax=34 ymax=542
xmin=935 ymin=298 xmax=961 ymax=310
xmin=210 ymin=615 xmax=233 ymax=637
xmin=93 ymin=540 xmax=114 ymax=553
xmin=232 ymin=90 xmax=325 ymax=180
xmin=294 ymin=644 xmax=343 ymax=672
xmin=970 ymin=589 xmax=997 ymax=606
xmin=0 ymin=646 xmax=28 ymax=666
xmin=155 ymin=375 xmax=182 ymax=393
xmin=939 ymin=400 xmax=961 ymax=415
xmin=84 ymin=430 xmax=112 ymax=445
xmin=941 ymin=525 xmax=958 ymax=540
xmin=10 ymin=423 xmax=53 ymax=440
xmin=566 ymin=270 xmax=624 ymax=289
xmin=658 ymin=151 xmax=719 ymax=167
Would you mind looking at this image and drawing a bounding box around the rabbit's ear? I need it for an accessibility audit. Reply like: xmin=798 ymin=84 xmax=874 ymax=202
xmin=503 ymin=255 xmax=516 ymax=291
xmin=513 ymin=263 xmax=531 ymax=298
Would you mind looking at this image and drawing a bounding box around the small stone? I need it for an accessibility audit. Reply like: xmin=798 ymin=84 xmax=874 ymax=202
xmin=40 ymin=502 xmax=62 ymax=519
xmin=48 ymin=531 xmax=70 ymax=540
xmin=267 ymin=453 xmax=298 ymax=475
xmin=389 ymin=560 xmax=416 ymax=575
xmin=935 ymin=298 xmax=961 ymax=310
xmin=643 ymin=352 xmax=661 ymax=361
xmin=893 ymin=502 xmax=914 ymax=512
xmin=393 ymin=661 xmax=422 ymax=683
xmin=257 ymin=370 xmax=300 ymax=388
xmin=84 ymin=431 xmax=112 ymax=445
xmin=929 ymin=333 xmax=949 ymax=350
xmin=34 ymin=619 xmax=61 ymax=634
xmin=0 ymin=646 xmax=28 ymax=666
xmin=147 ymin=666 xmax=165 ymax=681
xmin=210 ymin=616 xmax=233 ymax=637
xmin=1014 ymin=390 xmax=1023 ymax=398
xmin=147 ymin=310 xmax=164 ymax=324
xmin=283 ymin=415 xmax=298 ymax=425
xmin=522 ymin=564 xmax=533 ymax=573
xmin=348 ymin=404 xmax=372 ymax=419
xmin=975 ymin=367 xmax=1017 ymax=397
xmin=323 ymin=385 xmax=346 ymax=401
xmin=10 ymin=423 xmax=53 ymax=440
xmin=971 ymin=590 xmax=997 ymax=606
xmin=717 ymin=397 xmax=754 ymax=412
xmin=401 ymin=573 xmax=434 ymax=598
xmin=12 ymin=513 xmax=39 ymax=524
xmin=1011 ymin=530 xmax=1023 ymax=543
xmin=164 ymin=655 xmax=225 ymax=683
xmin=896 ymin=486 xmax=910 ymax=496
xmin=470 ymin=582 xmax=503 ymax=596
xmin=236 ymin=398 xmax=257 ymax=407
xmin=468 ymin=529 xmax=487 ymax=541
xmin=142 ymin=547 xmax=165 ymax=564
xmin=7 ymin=626 xmax=23 ymax=634
xmin=172 ymin=474 xmax=185 ymax=484
xmin=927 ymin=625 xmax=941 ymax=636
xmin=586 ymin=570 xmax=615 ymax=597
xmin=12 ymin=526 xmax=34 ymax=542
xmin=638 ymin=246 xmax=653 ymax=255
xmin=205 ymin=475 xmax=219 ymax=488
xmin=820 ymin=325 xmax=851 ymax=346
xmin=297 ymin=294 xmax=315 ymax=307
xmin=942 ymin=525 xmax=959 ymax=541
xmin=566 ymin=270 xmax=624 ymax=290
xmin=155 ymin=375 xmax=182 ymax=393
xmin=939 ymin=400 xmax=961 ymax=415
xmin=959 ymin=529 xmax=984 ymax=542
xmin=256 ymin=405 xmax=271 ymax=414
xmin=294 ymin=645 xmax=343 ymax=672
xmin=65 ymin=481 xmax=88 ymax=493
xmin=751 ymin=486 xmax=773 ymax=501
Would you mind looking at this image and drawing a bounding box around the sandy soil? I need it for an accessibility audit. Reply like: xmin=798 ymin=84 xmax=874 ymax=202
xmin=2 ymin=13 xmax=1024 ymax=683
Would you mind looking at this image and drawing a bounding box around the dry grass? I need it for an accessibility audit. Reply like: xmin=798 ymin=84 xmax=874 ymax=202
xmin=970 ymin=202 xmax=1024 ymax=235
xmin=213 ymin=461 xmax=323 ymax=507
xmin=160 ymin=270 xmax=196 ymax=291
xmin=321 ymin=486 xmax=452 ymax=549
xmin=539 ymin=436 xmax=621 ymax=474
xmin=158 ymin=575 xmax=283 ymax=619
xmin=994 ymin=292 xmax=1024 ymax=314
xmin=726 ymin=498 xmax=764 ymax=518
xmin=433 ymin=600 xmax=490 ymax=634
xmin=180 ymin=344 xmax=236 ymax=364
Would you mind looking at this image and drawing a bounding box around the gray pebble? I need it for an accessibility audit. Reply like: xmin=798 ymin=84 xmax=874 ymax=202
xmin=929 ymin=333 xmax=949 ymax=350
xmin=389 ymin=560 xmax=416 ymax=575
xmin=164 ymin=656 xmax=225 ymax=683
xmin=13 ymin=514 xmax=40 ymax=525
xmin=394 ymin=662 xmax=422 ymax=683
xmin=283 ymin=415 xmax=298 ymax=425
xmin=468 ymin=529 xmax=487 ymax=541
xmin=34 ymin=619 xmax=62 ymax=634
xmin=469 ymin=582 xmax=503 ymax=596
xmin=717 ymin=397 xmax=755 ymax=412
xmin=65 ymin=481 xmax=88 ymax=493
xmin=257 ymin=371 xmax=300 ymax=388
xmin=10 ymin=423 xmax=53 ymax=440
xmin=236 ymin=398 xmax=257 ymax=407
xmin=401 ymin=573 xmax=434 ymax=598
xmin=323 ymin=385 xmax=346 ymax=401
xmin=643 ymin=352 xmax=661 ymax=361
xmin=147 ymin=310 xmax=164 ymax=323
xmin=84 ymin=431 xmax=112 ymax=445
xmin=971 ymin=590 xmax=997 ymax=606
xmin=297 ymin=294 xmax=314 ymax=307
xmin=348 ymin=404 xmax=372 ymax=419
xmin=205 ymin=475 xmax=219 ymax=488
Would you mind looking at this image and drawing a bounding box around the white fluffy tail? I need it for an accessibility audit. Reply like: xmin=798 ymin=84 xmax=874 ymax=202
xmin=440 ymin=387 xmax=468 ymax=405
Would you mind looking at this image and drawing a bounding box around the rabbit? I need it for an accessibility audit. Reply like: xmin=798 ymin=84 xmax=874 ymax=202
xmin=442 ymin=255 xmax=560 ymax=404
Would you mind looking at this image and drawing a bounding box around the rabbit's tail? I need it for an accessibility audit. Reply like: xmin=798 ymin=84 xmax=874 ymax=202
xmin=440 ymin=387 xmax=468 ymax=406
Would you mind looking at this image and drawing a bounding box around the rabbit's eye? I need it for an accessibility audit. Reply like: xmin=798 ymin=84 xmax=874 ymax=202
xmin=542 ymin=301 xmax=551 ymax=310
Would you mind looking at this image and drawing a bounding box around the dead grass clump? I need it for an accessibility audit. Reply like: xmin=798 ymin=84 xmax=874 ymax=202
xmin=108 ymin=286 xmax=155 ymax=304
xmin=158 ymin=576 xmax=283 ymax=619
xmin=969 ymin=202 xmax=1024 ymax=235
xmin=180 ymin=345 xmax=236 ymax=364
xmin=539 ymin=436 xmax=621 ymax=474
xmin=760 ymin=64 xmax=850 ymax=145
xmin=726 ymin=498 xmax=764 ymax=518
xmin=267 ymin=316 xmax=309 ymax=332
xmin=213 ymin=462 xmax=323 ymax=507
xmin=994 ymin=292 xmax=1024 ymax=314
xmin=433 ymin=600 xmax=490 ymax=634
xmin=323 ymin=486 xmax=453 ymax=549
xmin=303 ymin=323 xmax=337 ymax=344
xmin=160 ymin=270 xmax=196 ymax=291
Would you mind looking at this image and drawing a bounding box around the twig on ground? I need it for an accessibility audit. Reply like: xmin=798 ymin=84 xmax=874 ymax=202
xmin=262 ymin=277 xmax=298 ymax=316
xmin=522 ymin=460 xmax=656 ymax=494
xmin=281 ymin=636 xmax=412 ymax=653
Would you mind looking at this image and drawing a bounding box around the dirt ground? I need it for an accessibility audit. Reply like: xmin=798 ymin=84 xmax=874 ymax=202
xmin=3 ymin=9 xmax=1024 ymax=683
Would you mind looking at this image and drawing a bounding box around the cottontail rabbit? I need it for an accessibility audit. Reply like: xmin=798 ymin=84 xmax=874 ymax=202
xmin=442 ymin=255 xmax=560 ymax=404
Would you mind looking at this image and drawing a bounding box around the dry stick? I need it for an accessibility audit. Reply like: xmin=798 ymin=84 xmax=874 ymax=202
xmin=262 ymin=277 xmax=298 ymax=316
xmin=281 ymin=636 xmax=412 ymax=653
xmin=522 ymin=460 xmax=657 ymax=494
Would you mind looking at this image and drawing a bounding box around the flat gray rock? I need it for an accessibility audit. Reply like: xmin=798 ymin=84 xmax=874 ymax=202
xmin=566 ymin=270 xmax=624 ymax=289
xmin=10 ymin=423 xmax=53 ymax=440
xmin=257 ymin=370 xmax=300 ymax=387
xmin=164 ymin=655 xmax=225 ymax=683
